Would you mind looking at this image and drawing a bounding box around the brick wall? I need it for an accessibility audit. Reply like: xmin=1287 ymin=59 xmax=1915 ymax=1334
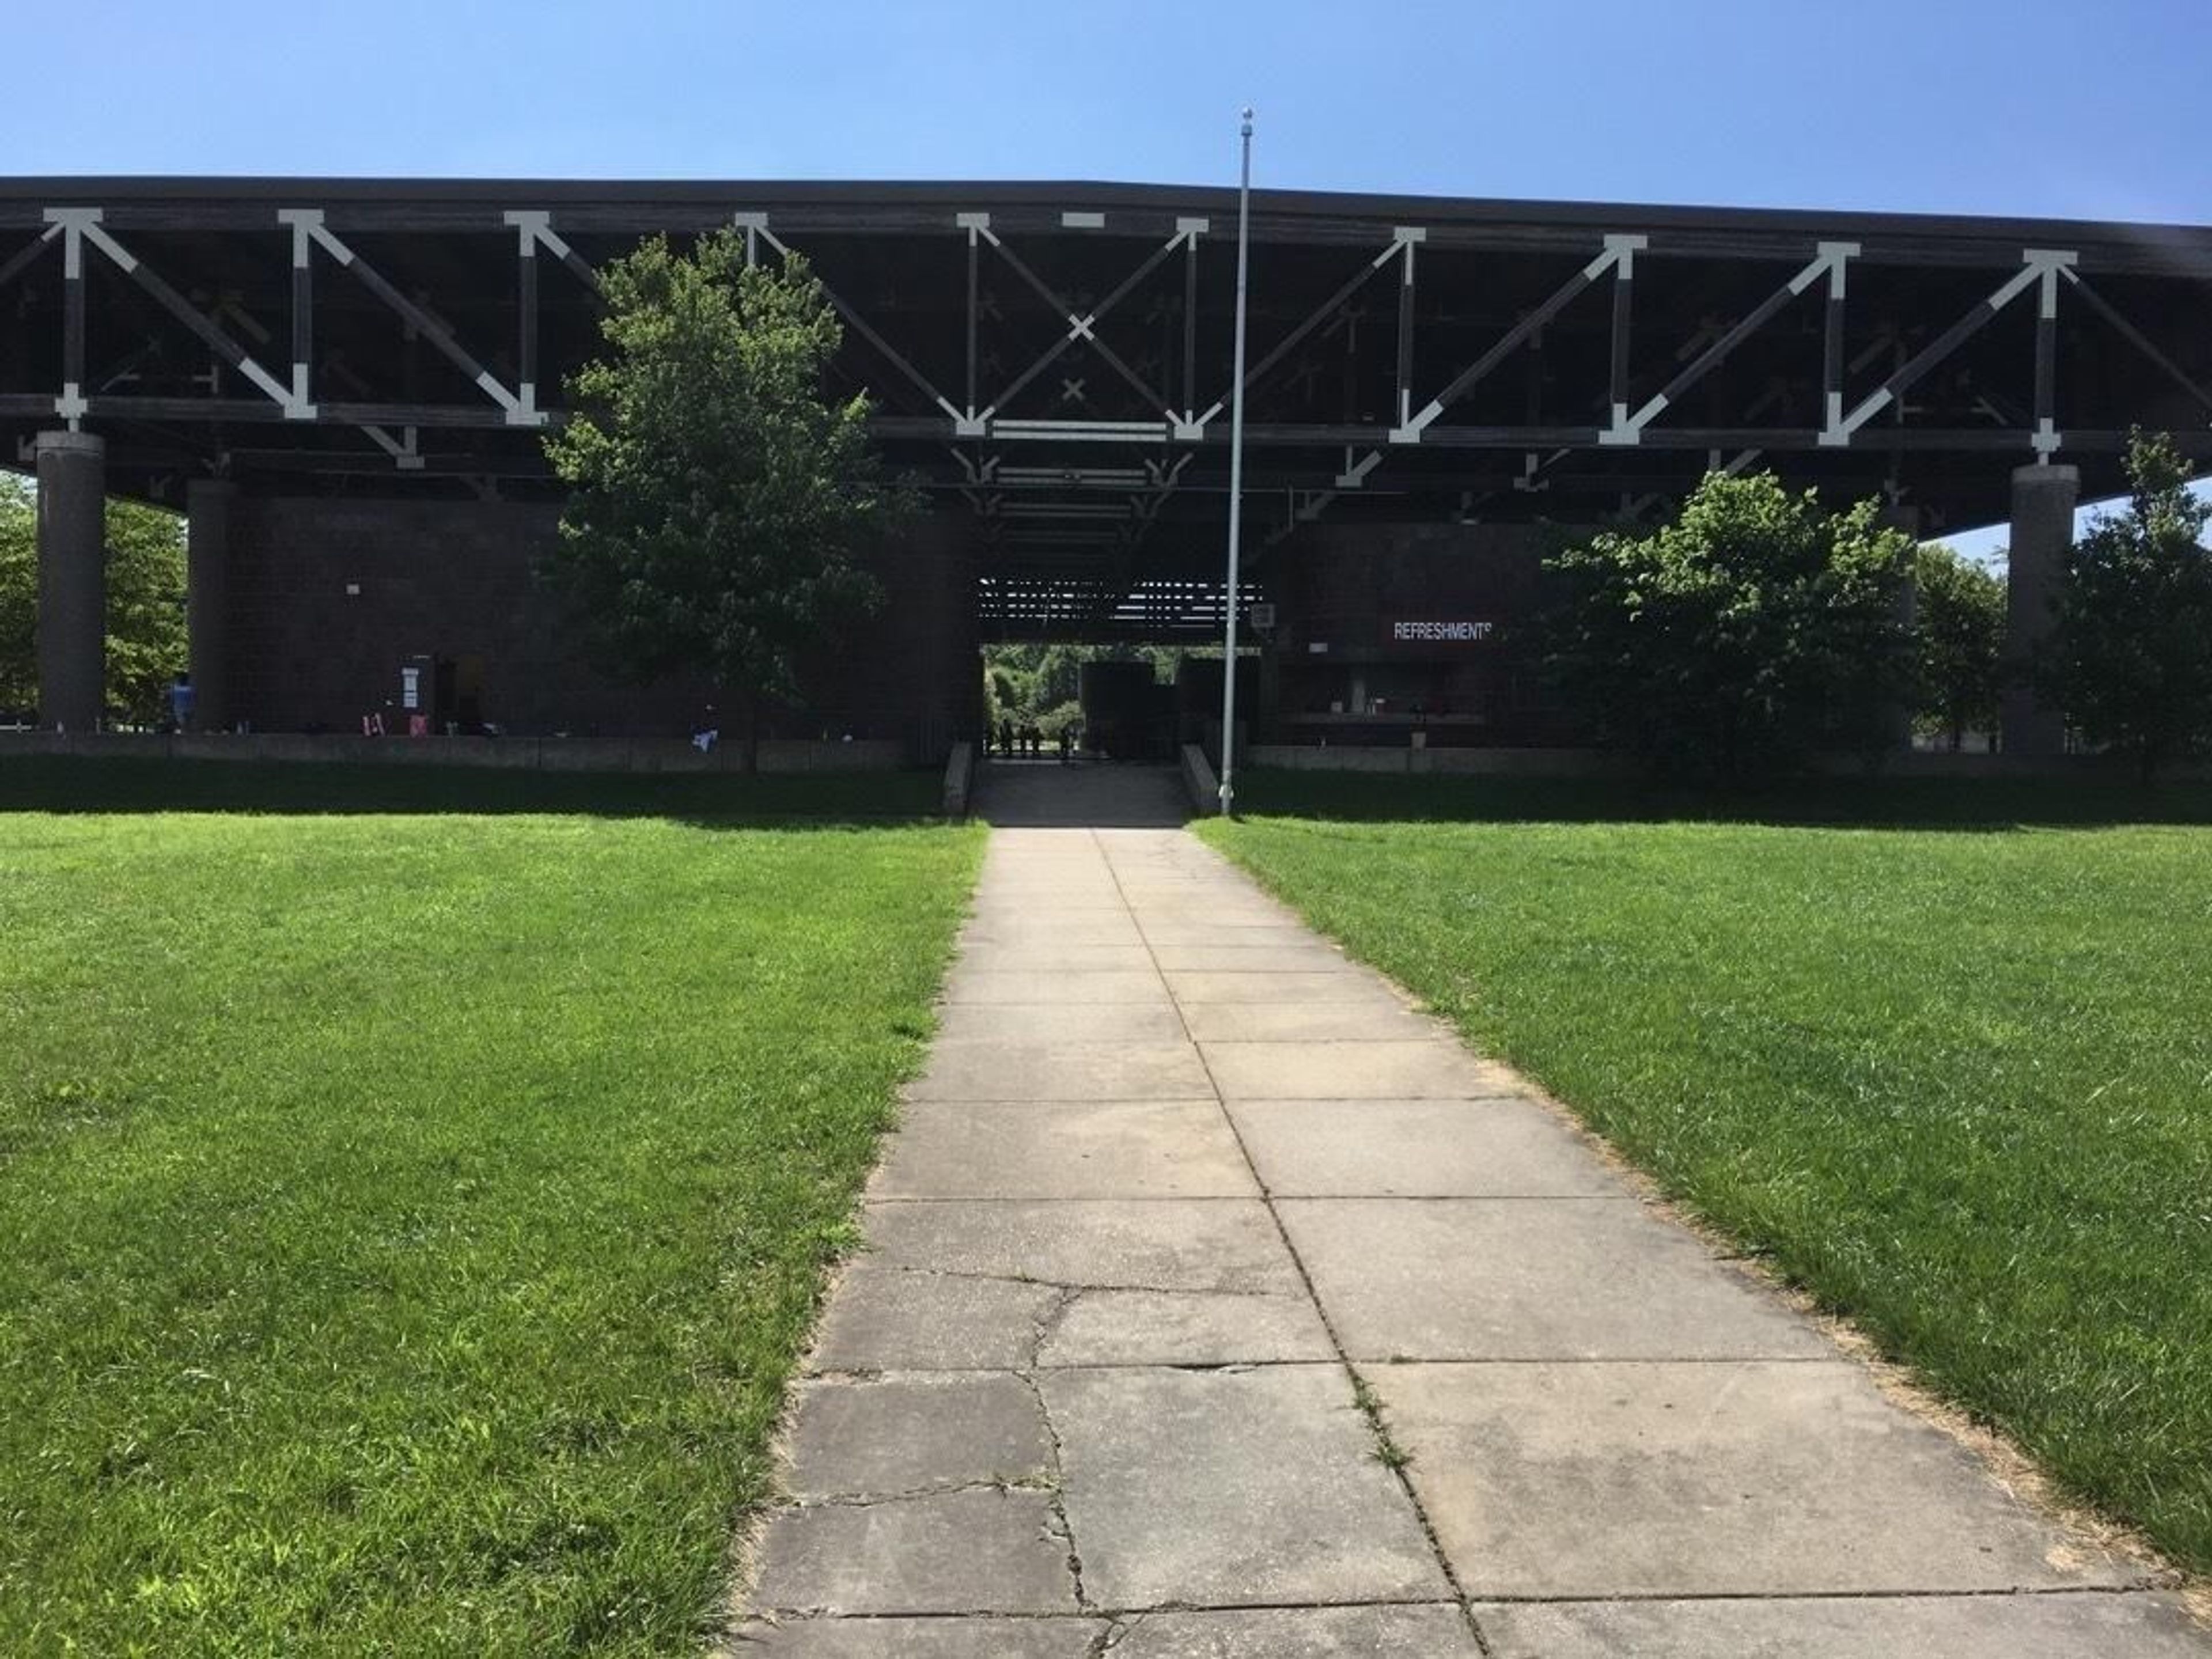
xmin=1264 ymin=521 xmax=1581 ymax=745
xmin=222 ymin=497 xmax=979 ymax=760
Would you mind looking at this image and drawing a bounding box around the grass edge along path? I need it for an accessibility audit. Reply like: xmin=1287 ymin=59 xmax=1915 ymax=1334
xmin=1196 ymin=780 xmax=2212 ymax=1582
xmin=0 ymin=789 xmax=983 ymax=1656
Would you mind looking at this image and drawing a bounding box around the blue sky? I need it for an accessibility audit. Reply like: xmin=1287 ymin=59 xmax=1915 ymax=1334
xmin=19 ymin=1 xmax=2212 ymax=219
xmin=16 ymin=0 xmax=2209 ymax=544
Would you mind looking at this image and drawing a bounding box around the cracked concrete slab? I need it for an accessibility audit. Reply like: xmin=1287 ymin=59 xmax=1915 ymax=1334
xmin=808 ymin=1261 xmax=1061 ymax=1373
xmin=942 ymin=969 xmax=1171 ymax=1006
xmin=1279 ymin=1198 xmax=1830 ymax=1359
xmin=721 ymin=1616 xmax=1104 ymax=1656
xmin=749 ymin=1487 xmax=1078 ymax=1615
xmin=1039 ymin=1287 xmax=1336 ymax=1368
xmin=1374 ymin=1361 xmax=2146 ymax=1598
xmin=1228 ymin=1097 xmax=1626 ymax=1198
xmin=876 ymin=1099 xmax=1259 ymax=1199
xmin=1044 ymin=1365 xmax=1449 ymax=1609
xmin=1112 ymin=1604 xmax=1483 ymax=1656
xmin=1470 ymin=1593 xmax=2212 ymax=1657
xmin=862 ymin=1200 xmax=1305 ymax=1297
xmin=908 ymin=1041 xmax=1215 ymax=1101
xmin=785 ymin=1373 xmax=1051 ymax=1499
xmin=1201 ymin=1039 xmax=1518 ymax=1097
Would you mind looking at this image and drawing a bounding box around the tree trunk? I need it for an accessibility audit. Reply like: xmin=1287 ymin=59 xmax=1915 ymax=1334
xmin=742 ymin=693 xmax=763 ymax=776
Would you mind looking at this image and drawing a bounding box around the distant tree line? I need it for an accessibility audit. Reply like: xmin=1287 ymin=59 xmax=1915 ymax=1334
xmin=0 ymin=476 xmax=186 ymax=727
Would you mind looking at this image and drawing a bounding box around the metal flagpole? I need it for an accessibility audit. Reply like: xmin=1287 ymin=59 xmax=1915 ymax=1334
xmin=1218 ymin=107 xmax=1254 ymax=816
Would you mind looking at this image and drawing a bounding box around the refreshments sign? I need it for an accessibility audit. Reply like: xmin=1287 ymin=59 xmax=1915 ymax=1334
xmin=1387 ymin=619 xmax=1495 ymax=645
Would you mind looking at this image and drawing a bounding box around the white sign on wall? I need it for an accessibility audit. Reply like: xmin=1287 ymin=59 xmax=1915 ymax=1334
xmin=1389 ymin=619 xmax=1495 ymax=643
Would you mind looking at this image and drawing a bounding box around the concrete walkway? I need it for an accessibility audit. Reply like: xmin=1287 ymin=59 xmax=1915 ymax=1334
xmin=729 ymin=819 xmax=2207 ymax=1655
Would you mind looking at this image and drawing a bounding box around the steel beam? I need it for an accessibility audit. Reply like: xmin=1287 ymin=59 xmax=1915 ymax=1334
xmin=2032 ymin=255 xmax=2061 ymax=456
xmin=1199 ymin=238 xmax=1397 ymax=430
xmin=749 ymin=219 xmax=966 ymax=426
xmin=0 ymin=224 xmax=58 ymax=292
xmin=2061 ymin=267 xmax=2212 ymax=417
xmin=976 ymin=220 xmax=1190 ymax=423
xmin=1395 ymin=235 xmax=1642 ymax=442
xmin=965 ymin=220 xmax=980 ymax=418
xmin=287 ymin=211 xmax=313 ymax=410
xmin=1823 ymin=249 xmax=2076 ymax=446
xmin=1393 ymin=228 xmax=1422 ymax=432
xmin=1608 ymin=237 xmax=1635 ymax=430
xmin=291 ymin=213 xmax=536 ymax=423
xmin=46 ymin=209 xmax=307 ymax=423
xmin=1610 ymin=244 xmax=1854 ymax=444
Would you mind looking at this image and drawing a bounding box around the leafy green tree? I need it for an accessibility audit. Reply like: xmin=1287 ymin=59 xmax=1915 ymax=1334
xmin=1545 ymin=471 xmax=1916 ymax=781
xmin=542 ymin=232 xmax=897 ymax=769
xmin=0 ymin=478 xmax=37 ymax=715
xmin=1913 ymin=542 xmax=2006 ymax=751
xmin=979 ymin=643 xmax=1190 ymax=732
xmin=2037 ymin=430 xmax=2212 ymax=782
xmin=1033 ymin=699 xmax=1084 ymax=740
xmin=1 ymin=474 xmax=185 ymax=725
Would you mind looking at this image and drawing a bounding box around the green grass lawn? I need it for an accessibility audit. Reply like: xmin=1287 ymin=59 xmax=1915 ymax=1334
xmin=1199 ymin=774 xmax=2212 ymax=1575
xmin=0 ymin=764 xmax=982 ymax=1654
xmin=0 ymin=754 xmax=945 ymax=820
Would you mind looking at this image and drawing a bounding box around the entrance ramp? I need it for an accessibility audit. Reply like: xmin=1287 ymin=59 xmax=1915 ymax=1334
xmin=971 ymin=760 xmax=1189 ymax=827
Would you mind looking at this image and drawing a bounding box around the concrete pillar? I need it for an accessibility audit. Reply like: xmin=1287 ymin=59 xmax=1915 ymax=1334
xmin=2001 ymin=463 xmax=2078 ymax=757
xmin=186 ymin=479 xmax=236 ymax=733
xmin=34 ymin=430 xmax=106 ymax=733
